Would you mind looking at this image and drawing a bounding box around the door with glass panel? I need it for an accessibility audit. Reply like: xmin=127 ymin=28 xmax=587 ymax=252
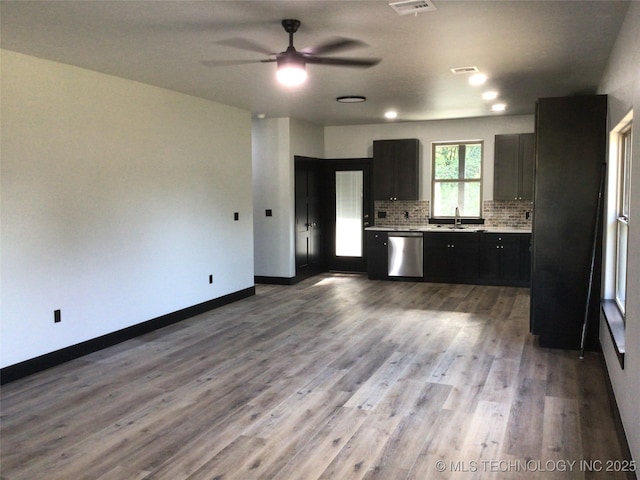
xmin=328 ymin=162 xmax=371 ymax=272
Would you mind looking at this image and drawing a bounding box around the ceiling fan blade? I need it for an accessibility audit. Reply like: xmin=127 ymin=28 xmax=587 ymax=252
xmin=215 ymin=38 xmax=276 ymax=56
xmin=302 ymin=37 xmax=367 ymax=56
xmin=201 ymin=59 xmax=275 ymax=67
xmin=305 ymin=56 xmax=381 ymax=68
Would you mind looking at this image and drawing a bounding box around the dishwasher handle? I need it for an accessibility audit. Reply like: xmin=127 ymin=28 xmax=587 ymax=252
xmin=387 ymin=231 xmax=423 ymax=237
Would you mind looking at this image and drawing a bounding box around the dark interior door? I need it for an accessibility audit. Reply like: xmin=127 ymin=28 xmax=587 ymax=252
xmin=295 ymin=158 xmax=324 ymax=278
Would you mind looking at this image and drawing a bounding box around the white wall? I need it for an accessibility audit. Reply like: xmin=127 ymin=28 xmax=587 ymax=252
xmin=252 ymin=117 xmax=323 ymax=279
xmin=325 ymin=115 xmax=534 ymax=201
xmin=597 ymin=2 xmax=640 ymax=462
xmin=1 ymin=51 xmax=254 ymax=368
xmin=253 ymin=118 xmax=294 ymax=278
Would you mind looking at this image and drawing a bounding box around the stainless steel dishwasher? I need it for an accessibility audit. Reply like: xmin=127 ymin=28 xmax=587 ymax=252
xmin=387 ymin=231 xmax=424 ymax=277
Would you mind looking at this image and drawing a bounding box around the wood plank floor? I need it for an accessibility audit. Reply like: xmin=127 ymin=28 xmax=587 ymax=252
xmin=0 ymin=274 xmax=630 ymax=479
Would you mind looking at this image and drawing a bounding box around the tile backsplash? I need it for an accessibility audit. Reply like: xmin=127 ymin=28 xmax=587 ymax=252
xmin=482 ymin=200 xmax=534 ymax=229
xmin=374 ymin=200 xmax=430 ymax=227
xmin=374 ymin=199 xmax=533 ymax=230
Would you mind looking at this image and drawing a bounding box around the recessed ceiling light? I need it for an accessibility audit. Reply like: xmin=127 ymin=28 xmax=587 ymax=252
xmin=469 ymin=73 xmax=487 ymax=86
xmin=337 ymin=96 xmax=367 ymax=103
xmin=385 ymin=111 xmax=398 ymax=119
xmin=491 ymin=103 xmax=507 ymax=112
xmin=482 ymin=91 xmax=499 ymax=101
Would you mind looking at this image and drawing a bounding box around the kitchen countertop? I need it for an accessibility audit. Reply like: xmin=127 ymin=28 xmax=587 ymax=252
xmin=366 ymin=226 xmax=532 ymax=234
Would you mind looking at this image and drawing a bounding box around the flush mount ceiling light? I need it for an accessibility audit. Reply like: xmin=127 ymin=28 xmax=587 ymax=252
xmin=450 ymin=66 xmax=479 ymax=75
xmin=385 ymin=110 xmax=398 ymax=119
xmin=469 ymin=73 xmax=488 ymax=86
xmin=491 ymin=103 xmax=507 ymax=112
xmin=337 ymin=96 xmax=367 ymax=103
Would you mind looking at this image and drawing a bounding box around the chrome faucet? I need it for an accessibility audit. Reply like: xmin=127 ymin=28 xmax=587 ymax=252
xmin=454 ymin=206 xmax=462 ymax=227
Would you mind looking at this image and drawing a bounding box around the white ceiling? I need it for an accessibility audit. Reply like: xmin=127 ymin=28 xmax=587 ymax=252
xmin=0 ymin=0 xmax=630 ymax=126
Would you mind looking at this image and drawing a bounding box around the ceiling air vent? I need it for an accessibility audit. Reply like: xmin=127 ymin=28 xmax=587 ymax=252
xmin=389 ymin=0 xmax=436 ymax=16
xmin=450 ymin=66 xmax=480 ymax=75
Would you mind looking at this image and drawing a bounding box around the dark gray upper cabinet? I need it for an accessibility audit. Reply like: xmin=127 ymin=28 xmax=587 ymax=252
xmin=373 ymin=139 xmax=419 ymax=201
xmin=494 ymin=133 xmax=535 ymax=201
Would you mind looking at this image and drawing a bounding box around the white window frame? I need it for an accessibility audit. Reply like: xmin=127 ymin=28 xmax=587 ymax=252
xmin=431 ymin=141 xmax=483 ymax=218
xmin=605 ymin=110 xmax=633 ymax=319
xmin=615 ymin=121 xmax=632 ymax=316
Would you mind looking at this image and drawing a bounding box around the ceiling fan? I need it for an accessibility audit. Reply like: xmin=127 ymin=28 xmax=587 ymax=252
xmin=204 ymin=19 xmax=381 ymax=86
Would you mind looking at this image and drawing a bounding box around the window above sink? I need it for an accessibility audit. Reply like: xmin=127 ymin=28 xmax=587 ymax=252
xmin=431 ymin=141 xmax=483 ymax=219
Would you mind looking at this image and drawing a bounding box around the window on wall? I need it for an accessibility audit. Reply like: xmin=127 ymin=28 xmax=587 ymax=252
xmin=432 ymin=141 xmax=483 ymax=217
xmin=615 ymin=120 xmax=632 ymax=317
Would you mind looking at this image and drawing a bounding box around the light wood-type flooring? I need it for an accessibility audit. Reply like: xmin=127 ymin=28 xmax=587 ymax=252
xmin=0 ymin=274 xmax=631 ymax=479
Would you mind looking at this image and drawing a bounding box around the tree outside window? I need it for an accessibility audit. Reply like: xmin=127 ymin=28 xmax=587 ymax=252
xmin=432 ymin=141 xmax=483 ymax=217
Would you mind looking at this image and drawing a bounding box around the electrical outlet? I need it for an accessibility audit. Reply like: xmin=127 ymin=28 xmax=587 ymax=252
xmin=54 ymin=309 xmax=61 ymax=323
xmin=234 ymin=212 xmax=239 ymax=221
xmin=265 ymin=209 xmax=272 ymax=217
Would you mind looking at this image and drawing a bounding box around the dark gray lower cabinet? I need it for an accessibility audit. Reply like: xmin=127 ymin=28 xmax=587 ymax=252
xmin=366 ymin=231 xmax=388 ymax=279
xmin=367 ymin=230 xmax=531 ymax=286
xmin=479 ymin=233 xmax=531 ymax=286
xmin=423 ymin=233 xmax=480 ymax=283
xmin=480 ymin=234 xmax=520 ymax=281
xmin=519 ymin=234 xmax=532 ymax=283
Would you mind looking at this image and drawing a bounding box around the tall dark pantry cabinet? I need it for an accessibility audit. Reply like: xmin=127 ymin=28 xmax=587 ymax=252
xmin=530 ymin=95 xmax=607 ymax=350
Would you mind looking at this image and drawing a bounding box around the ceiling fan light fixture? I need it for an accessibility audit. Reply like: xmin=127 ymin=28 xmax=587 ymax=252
xmin=276 ymin=63 xmax=307 ymax=86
